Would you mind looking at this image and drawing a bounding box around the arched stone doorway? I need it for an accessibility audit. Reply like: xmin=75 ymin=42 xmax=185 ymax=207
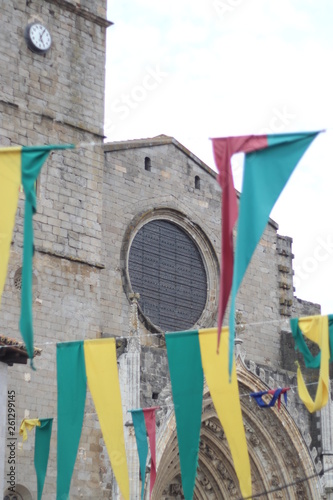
xmin=153 ymin=358 xmax=321 ymax=499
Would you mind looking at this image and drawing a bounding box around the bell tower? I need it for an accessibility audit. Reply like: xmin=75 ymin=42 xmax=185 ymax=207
xmin=1 ymin=0 xmax=110 ymax=139
xmin=0 ymin=1 xmax=112 ymax=498
xmin=0 ymin=0 xmax=112 ymax=263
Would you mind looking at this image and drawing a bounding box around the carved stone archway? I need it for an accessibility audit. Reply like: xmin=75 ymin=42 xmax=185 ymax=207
xmin=153 ymin=357 xmax=321 ymax=499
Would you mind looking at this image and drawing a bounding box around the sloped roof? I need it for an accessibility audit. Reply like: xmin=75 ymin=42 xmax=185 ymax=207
xmin=0 ymin=335 xmax=41 ymax=366
xmin=103 ymin=134 xmax=280 ymax=230
xmin=103 ymin=134 xmax=217 ymax=179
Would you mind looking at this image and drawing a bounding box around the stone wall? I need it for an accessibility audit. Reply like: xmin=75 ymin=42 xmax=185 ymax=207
xmin=140 ymin=346 xmax=170 ymax=410
xmin=101 ymin=140 xmax=222 ymax=343
xmin=0 ymin=1 xmax=109 ymax=498
xmin=0 ymin=0 xmax=326 ymax=497
xmin=0 ymin=0 xmax=107 ymax=137
xmin=103 ymin=139 xmax=303 ymax=371
xmin=102 ymin=137 xmax=324 ymax=497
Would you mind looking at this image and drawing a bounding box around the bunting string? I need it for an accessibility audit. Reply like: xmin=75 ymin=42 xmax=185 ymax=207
xmin=239 ymin=465 xmax=333 ymax=500
xmin=0 ymin=315 xmax=303 ymax=349
xmin=16 ymin=377 xmax=333 ymax=423
xmin=1 ymin=137 xmax=332 ymax=498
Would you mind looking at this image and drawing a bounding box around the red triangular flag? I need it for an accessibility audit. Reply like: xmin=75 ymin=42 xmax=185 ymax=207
xmin=143 ymin=407 xmax=159 ymax=498
xmin=211 ymin=135 xmax=268 ymax=350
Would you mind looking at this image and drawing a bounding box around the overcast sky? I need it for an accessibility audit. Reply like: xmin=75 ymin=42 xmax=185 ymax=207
xmin=105 ymin=0 xmax=333 ymax=314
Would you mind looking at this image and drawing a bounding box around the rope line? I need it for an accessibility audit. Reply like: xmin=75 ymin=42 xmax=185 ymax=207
xmin=0 ymin=315 xmax=303 ymax=350
xmin=239 ymin=465 xmax=333 ymax=500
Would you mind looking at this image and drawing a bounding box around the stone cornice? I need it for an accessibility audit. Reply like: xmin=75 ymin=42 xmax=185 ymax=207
xmin=104 ymin=135 xmax=217 ymax=180
xmin=44 ymin=0 xmax=113 ymax=28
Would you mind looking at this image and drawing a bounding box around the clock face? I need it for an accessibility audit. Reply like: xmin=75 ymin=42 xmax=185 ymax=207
xmin=25 ymin=23 xmax=52 ymax=53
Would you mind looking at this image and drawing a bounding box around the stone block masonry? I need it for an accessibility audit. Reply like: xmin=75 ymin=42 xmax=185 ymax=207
xmin=0 ymin=0 xmax=326 ymax=496
xmin=0 ymin=0 xmax=110 ymax=497
xmin=102 ymin=139 xmax=296 ymax=369
xmin=0 ymin=0 xmax=109 ymax=137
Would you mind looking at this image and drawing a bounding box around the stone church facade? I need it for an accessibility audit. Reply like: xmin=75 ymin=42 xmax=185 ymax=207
xmin=0 ymin=1 xmax=332 ymax=499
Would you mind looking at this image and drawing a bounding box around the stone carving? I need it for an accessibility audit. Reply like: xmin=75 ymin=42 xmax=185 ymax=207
xmin=198 ymin=439 xmax=238 ymax=497
xmin=203 ymin=418 xmax=224 ymax=440
xmin=170 ymin=483 xmax=182 ymax=495
xmin=197 ymin=470 xmax=213 ymax=491
xmin=162 ymin=478 xmax=184 ymax=498
xmin=315 ymin=459 xmax=323 ymax=473
xmin=270 ymin=474 xmax=280 ymax=487
xmin=235 ymin=310 xmax=245 ymax=336
xmin=247 ymin=428 xmax=260 ymax=447
xmin=242 ymin=356 xmax=322 ymax=477
xmin=295 ymin=483 xmax=307 ymax=499
xmin=127 ymin=293 xmax=141 ymax=353
xmin=259 ymin=368 xmax=266 ymax=382
xmin=202 ymin=399 xmax=215 ymax=415
xmin=235 ymin=338 xmax=246 ymax=361
xmin=305 ymin=432 xmax=312 ymax=447
xmin=249 ymin=360 xmax=256 ymax=374
xmin=323 ymin=456 xmax=333 ymax=466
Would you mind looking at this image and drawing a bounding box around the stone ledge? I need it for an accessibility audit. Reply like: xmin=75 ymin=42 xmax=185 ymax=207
xmin=44 ymin=0 xmax=113 ymax=28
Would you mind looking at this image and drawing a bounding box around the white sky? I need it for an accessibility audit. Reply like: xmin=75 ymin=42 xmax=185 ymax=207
xmin=105 ymin=0 xmax=333 ymax=314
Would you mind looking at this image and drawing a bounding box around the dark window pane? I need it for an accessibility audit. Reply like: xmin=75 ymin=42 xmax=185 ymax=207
xmin=129 ymin=220 xmax=207 ymax=331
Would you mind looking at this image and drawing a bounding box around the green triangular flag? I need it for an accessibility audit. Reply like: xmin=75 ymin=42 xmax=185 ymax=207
xmin=130 ymin=410 xmax=148 ymax=500
xmin=35 ymin=418 xmax=53 ymax=500
xmin=19 ymin=144 xmax=74 ymax=367
xmin=165 ymin=331 xmax=203 ymax=500
xmin=229 ymin=132 xmax=320 ymax=378
xmin=57 ymin=341 xmax=87 ymax=500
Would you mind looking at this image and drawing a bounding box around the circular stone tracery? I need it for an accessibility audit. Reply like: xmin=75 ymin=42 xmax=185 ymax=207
xmin=128 ymin=219 xmax=207 ymax=331
xmin=121 ymin=207 xmax=220 ymax=333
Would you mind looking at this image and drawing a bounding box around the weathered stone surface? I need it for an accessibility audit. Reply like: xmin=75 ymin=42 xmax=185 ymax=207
xmin=0 ymin=0 xmax=327 ymax=498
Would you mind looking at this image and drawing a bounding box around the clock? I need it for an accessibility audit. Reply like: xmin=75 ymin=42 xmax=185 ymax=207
xmin=24 ymin=23 xmax=52 ymax=54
